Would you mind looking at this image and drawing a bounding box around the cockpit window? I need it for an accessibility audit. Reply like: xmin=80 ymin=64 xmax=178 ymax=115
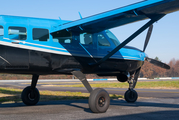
xmin=80 ymin=33 xmax=93 ymax=45
xmin=105 ymin=30 xmax=120 ymax=46
xmin=98 ymin=33 xmax=110 ymax=46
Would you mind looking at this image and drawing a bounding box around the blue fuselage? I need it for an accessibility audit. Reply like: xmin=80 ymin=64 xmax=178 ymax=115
xmin=0 ymin=15 xmax=145 ymax=75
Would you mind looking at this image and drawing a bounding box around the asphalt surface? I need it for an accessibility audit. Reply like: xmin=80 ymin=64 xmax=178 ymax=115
xmin=0 ymin=79 xmax=179 ymax=120
xmin=0 ymin=98 xmax=179 ymax=120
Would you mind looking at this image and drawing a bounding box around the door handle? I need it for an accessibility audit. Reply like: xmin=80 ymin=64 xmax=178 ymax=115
xmin=11 ymin=41 xmax=20 ymax=44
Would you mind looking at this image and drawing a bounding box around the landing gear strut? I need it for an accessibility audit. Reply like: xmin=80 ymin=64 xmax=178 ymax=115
xmin=72 ymin=71 xmax=110 ymax=113
xmin=21 ymin=74 xmax=40 ymax=105
xmin=124 ymin=68 xmax=141 ymax=103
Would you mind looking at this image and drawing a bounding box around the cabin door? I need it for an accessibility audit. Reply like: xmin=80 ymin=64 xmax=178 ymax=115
xmin=97 ymin=32 xmax=113 ymax=57
xmin=5 ymin=27 xmax=29 ymax=69
xmin=79 ymin=33 xmax=97 ymax=57
xmin=5 ymin=45 xmax=29 ymax=69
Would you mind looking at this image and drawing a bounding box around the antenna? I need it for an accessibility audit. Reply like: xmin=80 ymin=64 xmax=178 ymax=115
xmin=78 ymin=12 xmax=83 ymax=19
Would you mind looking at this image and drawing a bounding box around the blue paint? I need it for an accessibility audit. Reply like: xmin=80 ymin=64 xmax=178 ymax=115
xmin=93 ymin=79 xmax=108 ymax=81
xmin=78 ymin=12 xmax=83 ymax=19
xmin=51 ymin=0 xmax=164 ymax=33
xmin=172 ymin=77 xmax=179 ymax=79
xmin=0 ymin=14 xmax=148 ymax=61
xmin=0 ymin=0 xmax=177 ymax=63
xmin=79 ymin=43 xmax=93 ymax=57
xmin=79 ymin=26 xmax=83 ymax=31
xmin=133 ymin=10 xmax=138 ymax=16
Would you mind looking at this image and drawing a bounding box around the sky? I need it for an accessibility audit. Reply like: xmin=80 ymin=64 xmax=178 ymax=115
xmin=0 ymin=0 xmax=179 ymax=63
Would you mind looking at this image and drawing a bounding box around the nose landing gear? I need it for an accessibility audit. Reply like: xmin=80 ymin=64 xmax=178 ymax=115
xmin=124 ymin=68 xmax=141 ymax=103
xmin=124 ymin=89 xmax=138 ymax=103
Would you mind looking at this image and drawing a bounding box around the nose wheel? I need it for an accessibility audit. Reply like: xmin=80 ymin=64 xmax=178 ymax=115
xmin=124 ymin=68 xmax=140 ymax=103
xmin=124 ymin=89 xmax=138 ymax=103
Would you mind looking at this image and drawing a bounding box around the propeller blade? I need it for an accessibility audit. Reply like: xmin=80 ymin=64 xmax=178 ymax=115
xmin=143 ymin=25 xmax=153 ymax=52
xmin=146 ymin=57 xmax=170 ymax=69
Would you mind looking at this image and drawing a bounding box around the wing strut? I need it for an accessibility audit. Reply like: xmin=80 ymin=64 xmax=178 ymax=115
xmin=90 ymin=14 xmax=165 ymax=66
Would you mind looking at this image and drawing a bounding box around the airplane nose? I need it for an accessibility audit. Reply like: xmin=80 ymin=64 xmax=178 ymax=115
xmin=140 ymin=52 xmax=147 ymax=61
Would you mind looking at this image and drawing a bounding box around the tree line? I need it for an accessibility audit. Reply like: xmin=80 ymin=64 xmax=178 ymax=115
xmin=140 ymin=58 xmax=179 ymax=78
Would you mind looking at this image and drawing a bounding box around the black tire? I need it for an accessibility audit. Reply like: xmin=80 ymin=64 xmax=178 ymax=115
xmin=21 ymin=86 xmax=40 ymax=105
xmin=124 ymin=89 xmax=138 ymax=103
xmin=88 ymin=88 xmax=110 ymax=113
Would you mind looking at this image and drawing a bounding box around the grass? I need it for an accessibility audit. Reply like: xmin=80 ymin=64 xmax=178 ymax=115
xmin=0 ymin=87 xmax=22 ymax=103
xmin=0 ymin=87 xmax=122 ymax=104
xmin=1 ymin=80 xmax=179 ymax=104
xmin=135 ymin=81 xmax=179 ymax=89
xmin=45 ymin=81 xmax=179 ymax=89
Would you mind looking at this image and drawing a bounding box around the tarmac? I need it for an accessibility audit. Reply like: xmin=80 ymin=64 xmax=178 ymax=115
xmin=0 ymin=79 xmax=179 ymax=119
xmin=0 ymin=98 xmax=179 ymax=120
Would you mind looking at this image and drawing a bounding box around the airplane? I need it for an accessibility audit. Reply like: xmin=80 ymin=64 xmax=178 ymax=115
xmin=0 ymin=0 xmax=179 ymax=113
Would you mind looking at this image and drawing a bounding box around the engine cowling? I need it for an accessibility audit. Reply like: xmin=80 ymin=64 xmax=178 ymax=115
xmin=117 ymin=73 xmax=129 ymax=82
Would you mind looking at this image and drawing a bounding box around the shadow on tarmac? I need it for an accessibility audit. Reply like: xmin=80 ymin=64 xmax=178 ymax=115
xmin=1 ymin=97 xmax=179 ymax=112
xmin=86 ymin=110 xmax=179 ymax=120
xmin=1 ymin=87 xmax=179 ymax=117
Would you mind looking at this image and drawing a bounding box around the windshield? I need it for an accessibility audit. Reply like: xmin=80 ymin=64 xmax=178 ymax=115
xmin=105 ymin=30 xmax=120 ymax=46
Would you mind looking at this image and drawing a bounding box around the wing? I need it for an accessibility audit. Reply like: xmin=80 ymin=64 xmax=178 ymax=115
xmin=51 ymin=0 xmax=179 ymax=35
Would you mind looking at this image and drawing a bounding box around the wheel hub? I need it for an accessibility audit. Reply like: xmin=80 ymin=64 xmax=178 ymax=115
xmin=28 ymin=93 xmax=35 ymax=101
xmin=98 ymin=97 xmax=105 ymax=107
